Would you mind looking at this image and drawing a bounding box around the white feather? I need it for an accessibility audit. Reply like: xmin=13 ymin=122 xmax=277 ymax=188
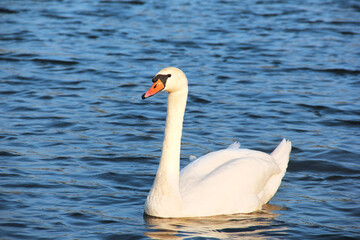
xmin=144 ymin=67 xmax=292 ymax=218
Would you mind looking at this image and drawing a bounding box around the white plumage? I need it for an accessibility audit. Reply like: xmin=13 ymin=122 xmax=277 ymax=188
xmin=142 ymin=67 xmax=291 ymax=218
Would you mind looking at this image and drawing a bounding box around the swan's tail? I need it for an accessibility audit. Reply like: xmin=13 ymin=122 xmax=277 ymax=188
xmin=261 ymin=139 xmax=292 ymax=204
xmin=271 ymin=138 xmax=292 ymax=174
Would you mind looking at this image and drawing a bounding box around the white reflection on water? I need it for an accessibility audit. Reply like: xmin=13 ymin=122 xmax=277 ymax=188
xmin=144 ymin=204 xmax=287 ymax=239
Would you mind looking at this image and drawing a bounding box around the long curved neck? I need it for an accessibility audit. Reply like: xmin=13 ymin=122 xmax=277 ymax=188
xmin=146 ymin=88 xmax=188 ymax=216
xmin=158 ymin=89 xmax=188 ymax=182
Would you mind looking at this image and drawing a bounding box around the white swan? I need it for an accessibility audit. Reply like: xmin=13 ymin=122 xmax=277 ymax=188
xmin=142 ymin=67 xmax=291 ymax=218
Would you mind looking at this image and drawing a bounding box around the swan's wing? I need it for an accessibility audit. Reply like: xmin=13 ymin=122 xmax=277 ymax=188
xmin=181 ymin=142 xmax=242 ymax=181
xmin=179 ymin=145 xmax=282 ymax=216
xmin=181 ymin=143 xmax=276 ymax=186
xmin=181 ymin=148 xmax=242 ymax=186
xmin=180 ymin=148 xmax=280 ymax=194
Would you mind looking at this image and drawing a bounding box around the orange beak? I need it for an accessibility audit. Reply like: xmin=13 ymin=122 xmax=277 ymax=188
xmin=142 ymin=79 xmax=165 ymax=99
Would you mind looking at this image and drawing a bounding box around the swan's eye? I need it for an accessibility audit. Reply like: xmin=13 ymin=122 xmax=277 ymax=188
xmin=167 ymin=74 xmax=171 ymax=77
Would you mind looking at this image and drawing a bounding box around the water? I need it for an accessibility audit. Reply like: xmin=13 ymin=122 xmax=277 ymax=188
xmin=1 ymin=0 xmax=359 ymax=239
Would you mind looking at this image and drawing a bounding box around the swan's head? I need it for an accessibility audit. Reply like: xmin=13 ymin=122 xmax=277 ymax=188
xmin=142 ymin=67 xmax=188 ymax=99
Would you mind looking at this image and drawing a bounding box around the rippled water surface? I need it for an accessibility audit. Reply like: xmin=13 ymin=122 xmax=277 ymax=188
xmin=1 ymin=0 xmax=360 ymax=239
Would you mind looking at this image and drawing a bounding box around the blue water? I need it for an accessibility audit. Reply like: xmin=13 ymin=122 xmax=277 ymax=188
xmin=1 ymin=0 xmax=360 ymax=239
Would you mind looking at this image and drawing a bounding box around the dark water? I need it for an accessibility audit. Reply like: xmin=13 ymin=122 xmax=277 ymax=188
xmin=1 ymin=0 xmax=360 ymax=239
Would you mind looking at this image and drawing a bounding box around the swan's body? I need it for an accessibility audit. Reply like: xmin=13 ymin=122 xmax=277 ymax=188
xmin=142 ymin=67 xmax=291 ymax=218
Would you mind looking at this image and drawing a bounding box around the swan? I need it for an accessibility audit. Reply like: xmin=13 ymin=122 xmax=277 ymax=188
xmin=142 ymin=67 xmax=291 ymax=218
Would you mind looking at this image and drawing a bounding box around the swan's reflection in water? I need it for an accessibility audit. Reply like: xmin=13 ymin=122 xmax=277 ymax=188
xmin=144 ymin=204 xmax=287 ymax=239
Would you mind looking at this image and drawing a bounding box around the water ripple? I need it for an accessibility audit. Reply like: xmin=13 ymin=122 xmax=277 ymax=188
xmin=1 ymin=0 xmax=360 ymax=239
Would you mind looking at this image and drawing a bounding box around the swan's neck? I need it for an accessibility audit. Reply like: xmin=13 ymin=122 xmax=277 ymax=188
xmin=159 ymin=89 xmax=188 ymax=181
xmin=146 ymin=89 xmax=188 ymax=216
